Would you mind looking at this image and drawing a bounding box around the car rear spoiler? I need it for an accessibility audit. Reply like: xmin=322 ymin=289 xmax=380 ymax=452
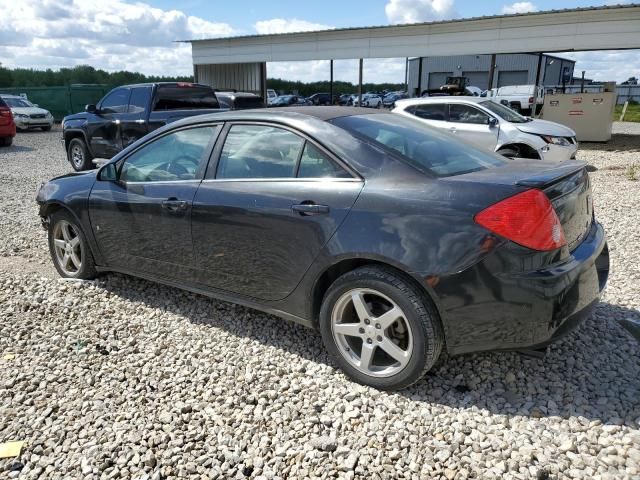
xmin=515 ymin=161 xmax=586 ymax=189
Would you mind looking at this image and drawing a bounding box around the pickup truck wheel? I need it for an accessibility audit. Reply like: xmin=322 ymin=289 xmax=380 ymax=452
xmin=67 ymin=137 xmax=93 ymax=171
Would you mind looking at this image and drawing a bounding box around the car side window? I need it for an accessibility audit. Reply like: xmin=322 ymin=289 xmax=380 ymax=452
xmin=100 ymin=89 xmax=130 ymax=114
xmin=448 ymin=104 xmax=489 ymax=125
xmin=410 ymin=104 xmax=447 ymax=121
xmin=128 ymin=87 xmax=152 ymax=114
xmin=120 ymin=126 xmax=217 ymax=182
xmin=215 ymin=125 xmax=304 ymax=179
xmin=298 ymin=142 xmax=350 ymax=178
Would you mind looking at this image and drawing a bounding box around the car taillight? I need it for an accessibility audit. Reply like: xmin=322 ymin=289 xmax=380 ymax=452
xmin=474 ymin=189 xmax=566 ymax=251
xmin=528 ymin=96 xmax=534 ymax=104
xmin=0 ymin=106 xmax=12 ymax=117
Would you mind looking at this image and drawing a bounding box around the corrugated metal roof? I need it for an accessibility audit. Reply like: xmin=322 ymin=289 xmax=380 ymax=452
xmin=180 ymin=4 xmax=640 ymax=43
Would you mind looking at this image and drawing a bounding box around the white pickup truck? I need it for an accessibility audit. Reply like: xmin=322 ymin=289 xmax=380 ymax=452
xmin=482 ymin=85 xmax=544 ymax=115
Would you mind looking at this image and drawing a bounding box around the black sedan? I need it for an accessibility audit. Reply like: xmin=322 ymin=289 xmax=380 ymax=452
xmin=36 ymin=107 xmax=609 ymax=390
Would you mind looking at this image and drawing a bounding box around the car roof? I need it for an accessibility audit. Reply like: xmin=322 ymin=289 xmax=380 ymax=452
xmin=0 ymin=94 xmax=24 ymax=99
xmin=395 ymin=96 xmax=486 ymax=107
xmin=169 ymin=106 xmax=386 ymax=129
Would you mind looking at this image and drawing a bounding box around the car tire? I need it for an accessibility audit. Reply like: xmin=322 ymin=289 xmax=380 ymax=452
xmin=496 ymin=147 xmax=520 ymax=158
xmin=42 ymin=126 xmax=52 ymax=132
xmin=0 ymin=136 xmax=12 ymax=147
xmin=319 ymin=266 xmax=443 ymax=390
xmin=67 ymin=137 xmax=94 ymax=171
xmin=48 ymin=210 xmax=97 ymax=280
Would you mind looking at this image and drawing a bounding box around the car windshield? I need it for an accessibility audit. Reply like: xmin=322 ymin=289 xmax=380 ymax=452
xmin=479 ymin=100 xmax=529 ymax=123
xmin=331 ymin=113 xmax=506 ymax=178
xmin=3 ymin=97 xmax=33 ymax=108
xmin=273 ymin=96 xmax=293 ymax=105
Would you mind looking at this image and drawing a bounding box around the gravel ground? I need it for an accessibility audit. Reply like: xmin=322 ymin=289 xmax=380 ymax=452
xmin=0 ymin=124 xmax=639 ymax=479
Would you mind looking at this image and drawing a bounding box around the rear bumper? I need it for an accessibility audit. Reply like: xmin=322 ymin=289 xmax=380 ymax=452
xmin=433 ymin=221 xmax=609 ymax=355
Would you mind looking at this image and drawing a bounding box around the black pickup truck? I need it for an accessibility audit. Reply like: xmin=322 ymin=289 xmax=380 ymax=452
xmin=62 ymin=82 xmax=226 ymax=171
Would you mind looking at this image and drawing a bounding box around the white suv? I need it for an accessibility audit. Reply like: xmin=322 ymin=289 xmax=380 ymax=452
xmin=393 ymin=97 xmax=577 ymax=162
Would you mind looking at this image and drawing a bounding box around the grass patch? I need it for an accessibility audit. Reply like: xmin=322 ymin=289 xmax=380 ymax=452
xmin=626 ymin=163 xmax=638 ymax=181
xmin=615 ymin=102 xmax=640 ymax=122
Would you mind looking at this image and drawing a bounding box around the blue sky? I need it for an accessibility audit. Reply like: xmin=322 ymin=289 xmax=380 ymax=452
xmin=0 ymin=0 xmax=637 ymax=84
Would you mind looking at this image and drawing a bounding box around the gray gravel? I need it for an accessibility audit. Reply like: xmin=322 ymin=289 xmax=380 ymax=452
xmin=1 ymin=125 xmax=639 ymax=479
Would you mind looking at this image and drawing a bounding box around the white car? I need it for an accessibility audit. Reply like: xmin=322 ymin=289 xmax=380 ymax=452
xmin=353 ymin=94 xmax=382 ymax=108
xmin=393 ymin=97 xmax=577 ymax=162
xmin=0 ymin=95 xmax=54 ymax=131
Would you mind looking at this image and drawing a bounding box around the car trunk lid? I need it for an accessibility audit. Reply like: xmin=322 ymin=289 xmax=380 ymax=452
xmin=445 ymin=160 xmax=592 ymax=251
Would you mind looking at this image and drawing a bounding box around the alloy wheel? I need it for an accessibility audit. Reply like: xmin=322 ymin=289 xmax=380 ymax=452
xmin=331 ymin=288 xmax=413 ymax=378
xmin=71 ymin=145 xmax=84 ymax=169
xmin=53 ymin=220 xmax=83 ymax=276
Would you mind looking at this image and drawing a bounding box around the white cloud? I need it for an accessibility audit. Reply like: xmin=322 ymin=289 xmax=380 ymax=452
xmin=385 ymin=0 xmax=456 ymax=24
xmin=0 ymin=0 xmax=236 ymax=75
xmin=254 ymin=18 xmax=333 ymax=35
xmin=558 ymin=50 xmax=640 ymax=83
xmin=501 ymin=2 xmax=537 ymax=14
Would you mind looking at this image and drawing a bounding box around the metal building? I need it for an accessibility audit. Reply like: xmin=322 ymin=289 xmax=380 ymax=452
xmin=408 ymin=54 xmax=575 ymax=95
xmin=183 ymin=5 xmax=640 ymax=102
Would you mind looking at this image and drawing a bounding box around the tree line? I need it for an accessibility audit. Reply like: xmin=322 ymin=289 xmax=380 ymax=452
xmin=0 ymin=65 xmax=405 ymax=95
xmin=0 ymin=65 xmax=192 ymax=88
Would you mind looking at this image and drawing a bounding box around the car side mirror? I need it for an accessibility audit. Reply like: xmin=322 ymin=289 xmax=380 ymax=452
xmin=33 ymin=104 xmax=39 ymax=107
xmin=98 ymin=163 xmax=118 ymax=182
xmin=85 ymin=104 xmax=97 ymax=113
xmin=488 ymin=117 xmax=498 ymax=127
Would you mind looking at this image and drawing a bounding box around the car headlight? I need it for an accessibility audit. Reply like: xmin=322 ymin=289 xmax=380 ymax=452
xmin=541 ymin=135 xmax=571 ymax=147
xmin=15 ymin=113 xmax=29 ymax=119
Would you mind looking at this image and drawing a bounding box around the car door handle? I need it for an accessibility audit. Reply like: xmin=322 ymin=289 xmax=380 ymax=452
xmin=292 ymin=203 xmax=330 ymax=216
xmin=162 ymin=198 xmax=189 ymax=213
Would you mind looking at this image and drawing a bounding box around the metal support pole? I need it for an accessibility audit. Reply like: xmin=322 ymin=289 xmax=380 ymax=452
xmin=358 ymin=58 xmax=363 ymax=105
xmin=404 ymin=57 xmax=409 ymax=91
xmin=416 ymin=57 xmax=423 ymax=97
xmin=260 ymin=62 xmax=267 ymax=102
xmin=329 ymin=59 xmax=334 ymax=104
xmin=531 ymin=53 xmax=543 ymax=117
xmin=487 ymin=54 xmax=496 ymax=90
xmin=580 ymin=70 xmax=585 ymax=93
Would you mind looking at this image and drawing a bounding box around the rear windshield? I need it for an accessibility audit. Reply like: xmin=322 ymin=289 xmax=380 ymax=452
xmin=153 ymin=85 xmax=219 ymax=110
xmin=331 ymin=113 xmax=505 ymax=178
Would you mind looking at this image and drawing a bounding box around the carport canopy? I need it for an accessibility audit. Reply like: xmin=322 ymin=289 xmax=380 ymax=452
xmin=182 ymin=4 xmax=640 ymax=101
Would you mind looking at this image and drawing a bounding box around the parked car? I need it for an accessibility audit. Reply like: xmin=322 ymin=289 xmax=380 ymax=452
xmin=36 ymin=107 xmax=608 ymax=390
xmin=338 ymin=94 xmax=354 ymax=106
xmin=307 ymin=93 xmax=332 ymax=106
xmin=353 ymin=94 xmax=382 ymax=108
xmin=0 ymin=95 xmax=54 ymax=131
xmin=0 ymin=96 xmax=17 ymax=147
xmin=393 ymin=97 xmax=578 ymax=161
xmin=267 ymin=89 xmax=278 ymax=105
xmin=216 ymin=91 xmax=265 ymax=110
xmin=61 ymin=82 xmax=225 ymax=171
xmin=382 ymin=91 xmax=409 ymax=108
xmin=268 ymin=95 xmax=311 ymax=107
xmin=482 ymin=85 xmax=545 ymax=115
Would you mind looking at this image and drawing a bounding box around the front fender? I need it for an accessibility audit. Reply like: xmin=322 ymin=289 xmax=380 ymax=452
xmin=35 ymin=172 xmax=104 ymax=265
